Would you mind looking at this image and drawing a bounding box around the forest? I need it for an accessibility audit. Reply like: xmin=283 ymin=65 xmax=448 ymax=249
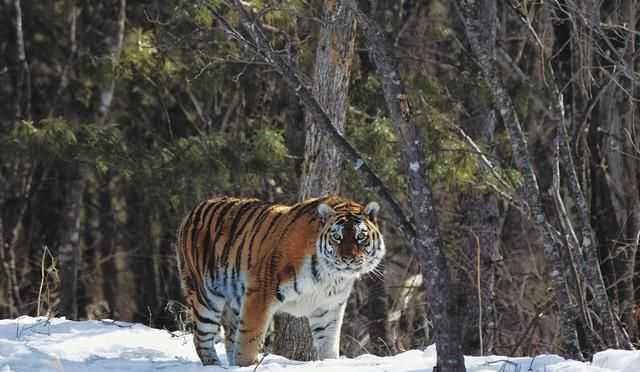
xmin=0 ymin=1 xmax=639 ymax=371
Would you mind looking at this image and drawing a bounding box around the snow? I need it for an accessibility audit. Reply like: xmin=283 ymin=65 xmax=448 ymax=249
xmin=0 ymin=316 xmax=638 ymax=372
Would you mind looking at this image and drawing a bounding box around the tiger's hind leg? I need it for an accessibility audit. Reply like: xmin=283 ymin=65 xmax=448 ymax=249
xmin=190 ymin=288 xmax=226 ymax=365
xmin=222 ymin=304 xmax=240 ymax=363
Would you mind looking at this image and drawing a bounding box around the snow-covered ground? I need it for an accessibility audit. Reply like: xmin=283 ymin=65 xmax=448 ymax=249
xmin=0 ymin=316 xmax=638 ymax=372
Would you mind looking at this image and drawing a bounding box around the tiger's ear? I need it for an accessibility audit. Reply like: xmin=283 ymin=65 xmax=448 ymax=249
xmin=317 ymin=203 xmax=335 ymax=221
xmin=364 ymin=201 xmax=380 ymax=222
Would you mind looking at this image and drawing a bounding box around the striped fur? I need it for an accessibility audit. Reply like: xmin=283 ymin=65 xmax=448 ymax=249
xmin=176 ymin=195 xmax=385 ymax=366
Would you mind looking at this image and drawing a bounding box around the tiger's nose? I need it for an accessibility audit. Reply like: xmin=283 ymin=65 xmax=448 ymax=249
xmin=338 ymin=243 xmax=359 ymax=257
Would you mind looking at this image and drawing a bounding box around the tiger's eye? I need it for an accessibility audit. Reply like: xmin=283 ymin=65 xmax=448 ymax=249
xmin=357 ymin=232 xmax=366 ymax=241
xmin=331 ymin=232 xmax=341 ymax=241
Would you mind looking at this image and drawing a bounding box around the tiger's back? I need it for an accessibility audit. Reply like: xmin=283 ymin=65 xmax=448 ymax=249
xmin=176 ymin=195 xmax=385 ymax=366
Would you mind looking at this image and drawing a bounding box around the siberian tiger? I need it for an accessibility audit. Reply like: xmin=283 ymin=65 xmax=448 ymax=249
xmin=176 ymin=195 xmax=385 ymax=366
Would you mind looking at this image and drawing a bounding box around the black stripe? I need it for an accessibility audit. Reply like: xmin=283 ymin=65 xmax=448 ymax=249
xmin=179 ymin=206 xmax=197 ymax=249
xmin=258 ymin=212 xmax=286 ymax=247
xmin=285 ymin=201 xmax=321 ymax=231
xmin=290 ymin=201 xmax=321 ymax=221
xmin=194 ymin=202 xmax=219 ymax=256
xmin=272 ymin=201 xmax=322 ymax=252
xmin=311 ymin=320 xmax=336 ymax=334
xmin=195 ymin=328 xmax=214 ymax=337
xmin=311 ymin=254 xmax=321 ymax=282
xmin=275 ymin=287 xmax=285 ymax=302
xmin=188 ymin=201 xmax=211 ymax=266
xmin=311 ymin=309 xmax=328 ymax=319
xmin=220 ymin=202 xmax=257 ymax=285
xmin=246 ymin=205 xmax=274 ymax=269
xmin=193 ymin=201 xmax=210 ymax=227
xmin=292 ymin=268 xmax=300 ymax=294
xmin=195 ymin=335 xmax=216 ymax=342
xmin=206 ymin=201 xmax=237 ymax=282
xmin=200 ymin=202 xmax=227 ymax=274
xmin=196 ymin=286 xmax=219 ymax=312
xmin=194 ymin=309 xmax=221 ymax=326
xmin=231 ymin=202 xmax=267 ymax=282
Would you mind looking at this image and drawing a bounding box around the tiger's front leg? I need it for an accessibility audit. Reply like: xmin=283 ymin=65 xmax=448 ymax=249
xmin=309 ymin=301 xmax=347 ymax=360
xmin=231 ymin=287 xmax=275 ymax=366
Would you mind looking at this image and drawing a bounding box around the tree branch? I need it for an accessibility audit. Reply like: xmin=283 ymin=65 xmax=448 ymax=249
xmin=209 ymin=0 xmax=416 ymax=240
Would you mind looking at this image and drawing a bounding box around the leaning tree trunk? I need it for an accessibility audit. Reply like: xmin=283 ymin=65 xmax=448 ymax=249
xmin=271 ymin=0 xmax=357 ymax=361
xmin=344 ymin=2 xmax=466 ymax=371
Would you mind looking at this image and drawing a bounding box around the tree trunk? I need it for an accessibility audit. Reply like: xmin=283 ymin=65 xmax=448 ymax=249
xmin=58 ymin=168 xmax=85 ymax=319
xmin=344 ymin=2 xmax=466 ymax=371
xmin=9 ymin=0 xmax=31 ymax=123
xmin=126 ymin=187 xmax=156 ymax=323
xmin=615 ymin=0 xmax=639 ymax=342
xmin=272 ymin=0 xmax=357 ymax=361
xmin=99 ymin=176 xmax=117 ymax=318
xmin=365 ymin=273 xmax=389 ymax=355
xmin=450 ymin=0 xmax=500 ymax=355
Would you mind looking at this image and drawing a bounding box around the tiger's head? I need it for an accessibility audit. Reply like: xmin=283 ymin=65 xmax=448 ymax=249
xmin=316 ymin=201 xmax=385 ymax=277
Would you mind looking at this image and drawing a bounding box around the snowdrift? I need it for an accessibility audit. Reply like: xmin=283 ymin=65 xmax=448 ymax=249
xmin=0 ymin=316 xmax=638 ymax=372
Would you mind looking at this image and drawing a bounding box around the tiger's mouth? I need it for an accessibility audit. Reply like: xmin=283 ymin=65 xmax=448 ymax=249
xmin=332 ymin=257 xmax=379 ymax=275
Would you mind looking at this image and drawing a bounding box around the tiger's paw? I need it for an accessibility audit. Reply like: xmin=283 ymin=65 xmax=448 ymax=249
xmin=199 ymin=356 xmax=222 ymax=366
xmin=232 ymin=352 xmax=259 ymax=367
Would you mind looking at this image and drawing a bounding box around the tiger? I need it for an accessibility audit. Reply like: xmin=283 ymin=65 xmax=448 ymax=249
xmin=175 ymin=195 xmax=385 ymax=366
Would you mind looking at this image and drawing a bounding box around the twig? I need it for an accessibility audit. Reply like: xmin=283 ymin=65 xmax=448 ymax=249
xmin=509 ymin=298 xmax=555 ymax=356
xmin=37 ymin=246 xmax=55 ymax=317
xmin=475 ymin=232 xmax=483 ymax=356
xmin=101 ymin=319 xmax=134 ymax=328
xmin=252 ymin=353 xmax=269 ymax=372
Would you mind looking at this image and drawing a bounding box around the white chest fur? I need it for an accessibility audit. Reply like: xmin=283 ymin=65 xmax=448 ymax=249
xmin=275 ymin=257 xmax=355 ymax=318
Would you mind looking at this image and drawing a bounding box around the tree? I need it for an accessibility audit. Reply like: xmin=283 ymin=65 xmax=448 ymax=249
xmin=272 ymin=0 xmax=358 ymax=361
xmin=448 ymin=0 xmax=500 ymax=355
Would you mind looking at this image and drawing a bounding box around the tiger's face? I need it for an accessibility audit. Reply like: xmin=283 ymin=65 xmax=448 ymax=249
xmin=316 ymin=201 xmax=385 ymax=276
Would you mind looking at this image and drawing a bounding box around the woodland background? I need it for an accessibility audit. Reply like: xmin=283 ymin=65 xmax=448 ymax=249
xmin=0 ymin=0 xmax=639 ymax=367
